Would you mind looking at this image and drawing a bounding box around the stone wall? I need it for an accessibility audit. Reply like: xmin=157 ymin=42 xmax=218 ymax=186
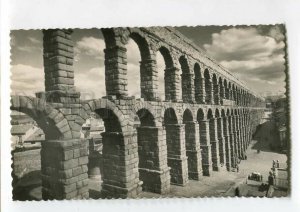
xmin=41 ymin=139 xmax=89 ymax=200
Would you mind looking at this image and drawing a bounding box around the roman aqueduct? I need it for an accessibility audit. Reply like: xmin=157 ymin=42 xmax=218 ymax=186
xmin=11 ymin=27 xmax=265 ymax=199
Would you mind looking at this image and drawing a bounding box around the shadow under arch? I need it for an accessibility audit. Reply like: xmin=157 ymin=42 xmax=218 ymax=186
xmin=135 ymin=108 xmax=170 ymax=193
xmin=183 ymin=108 xmax=202 ymax=180
xmin=157 ymin=46 xmax=174 ymax=101
xmin=164 ymin=107 xmax=188 ymax=185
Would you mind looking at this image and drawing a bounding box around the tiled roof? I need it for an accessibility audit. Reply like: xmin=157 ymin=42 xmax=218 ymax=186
xmin=25 ymin=128 xmax=45 ymax=142
xmin=11 ymin=124 xmax=33 ymax=135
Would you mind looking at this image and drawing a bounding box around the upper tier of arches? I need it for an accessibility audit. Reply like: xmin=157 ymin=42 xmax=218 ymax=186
xmin=101 ymin=27 xmax=264 ymax=107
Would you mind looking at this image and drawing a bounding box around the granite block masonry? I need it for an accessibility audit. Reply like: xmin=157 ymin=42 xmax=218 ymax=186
xmin=11 ymin=27 xmax=265 ymax=199
xmin=41 ymin=139 xmax=89 ymax=200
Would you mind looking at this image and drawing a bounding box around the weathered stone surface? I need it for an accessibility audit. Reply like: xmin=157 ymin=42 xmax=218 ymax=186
xmin=11 ymin=28 xmax=266 ymax=200
xmin=41 ymin=139 xmax=89 ymax=200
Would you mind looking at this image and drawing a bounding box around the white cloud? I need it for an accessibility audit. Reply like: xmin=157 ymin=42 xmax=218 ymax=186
xmin=11 ymin=64 xmax=44 ymax=96
xmin=220 ymin=53 xmax=285 ymax=71
xmin=203 ymin=27 xmax=286 ymax=94
xmin=75 ymin=37 xmax=105 ymax=60
xmin=28 ymin=37 xmax=42 ymax=44
xmin=75 ymin=67 xmax=105 ymax=99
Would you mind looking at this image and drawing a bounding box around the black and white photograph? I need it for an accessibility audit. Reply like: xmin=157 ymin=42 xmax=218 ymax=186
xmin=1 ymin=1 xmax=300 ymax=212
xmin=10 ymin=25 xmax=289 ymax=200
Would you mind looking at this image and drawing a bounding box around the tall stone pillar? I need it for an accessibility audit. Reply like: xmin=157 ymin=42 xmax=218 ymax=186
xmin=181 ymin=73 xmax=196 ymax=103
xmin=223 ymin=117 xmax=232 ymax=171
xmin=199 ymin=78 xmax=206 ymax=104
xmin=229 ymin=88 xmax=233 ymax=101
xmin=101 ymin=132 xmax=142 ymax=198
xmin=214 ymin=84 xmax=220 ymax=105
xmin=219 ymin=84 xmax=225 ymax=105
xmin=104 ymin=45 xmax=128 ymax=97
xmin=165 ymin=67 xmax=180 ymax=102
xmin=137 ymin=126 xmax=170 ymax=194
xmin=42 ymin=29 xmax=81 ymax=138
xmin=43 ymin=30 xmax=76 ymax=94
xmin=195 ymin=77 xmax=205 ymax=104
xmin=199 ymin=120 xmax=213 ymax=176
xmin=225 ymin=86 xmax=230 ymax=99
xmin=209 ymin=118 xmax=220 ymax=171
xmin=205 ymin=79 xmax=214 ymax=104
xmin=235 ymin=116 xmax=242 ymax=158
xmin=184 ymin=121 xmax=203 ymax=180
xmin=217 ymin=117 xmax=226 ymax=168
xmin=41 ymin=139 xmax=89 ymax=200
xmin=241 ymin=116 xmax=246 ymax=153
xmin=165 ymin=124 xmax=189 ymax=186
xmin=140 ymin=59 xmax=159 ymax=101
xmin=228 ymin=116 xmax=236 ymax=167
xmin=242 ymin=126 xmax=246 ymax=153
xmin=232 ymin=116 xmax=240 ymax=159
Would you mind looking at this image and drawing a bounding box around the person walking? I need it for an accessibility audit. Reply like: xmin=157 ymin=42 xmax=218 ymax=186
xmin=272 ymin=160 xmax=276 ymax=169
xmin=268 ymin=171 xmax=274 ymax=186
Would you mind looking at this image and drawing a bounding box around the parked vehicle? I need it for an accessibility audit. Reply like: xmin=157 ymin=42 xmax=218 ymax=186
xmin=248 ymin=172 xmax=263 ymax=182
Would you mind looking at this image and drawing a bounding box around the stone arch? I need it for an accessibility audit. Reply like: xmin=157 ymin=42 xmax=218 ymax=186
xmin=164 ymin=107 xmax=178 ymax=125
xmin=194 ymin=63 xmax=204 ymax=104
xmin=132 ymin=101 xmax=161 ymax=126
xmin=127 ymin=32 xmax=154 ymax=100
xmin=128 ymin=32 xmax=152 ymax=61
xmin=80 ymin=98 xmax=129 ymax=132
xmin=183 ymin=109 xmax=194 ymax=122
xmin=136 ymin=108 xmax=168 ymax=193
xmin=102 ymin=28 xmax=119 ymax=48
xmin=158 ymin=46 xmax=174 ymax=69
xmin=197 ymin=108 xmax=205 ymax=121
xmin=179 ymin=56 xmax=193 ymax=103
xmin=160 ymin=105 xmax=181 ymax=125
xmin=10 ymin=95 xmax=70 ymax=139
xmin=156 ymin=46 xmax=177 ymax=102
xmin=81 ymin=98 xmax=141 ymax=197
xmin=204 ymin=69 xmax=213 ymax=104
xmin=234 ymin=109 xmax=238 ymax=116
xmin=137 ymin=108 xmax=156 ymax=127
xmin=207 ymin=108 xmax=214 ymax=119
xmin=215 ymin=108 xmax=220 ymax=118
xmin=226 ymin=108 xmax=231 ymax=116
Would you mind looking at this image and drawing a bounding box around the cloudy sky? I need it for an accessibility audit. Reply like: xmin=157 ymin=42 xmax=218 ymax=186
xmin=10 ymin=25 xmax=286 ymax=100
